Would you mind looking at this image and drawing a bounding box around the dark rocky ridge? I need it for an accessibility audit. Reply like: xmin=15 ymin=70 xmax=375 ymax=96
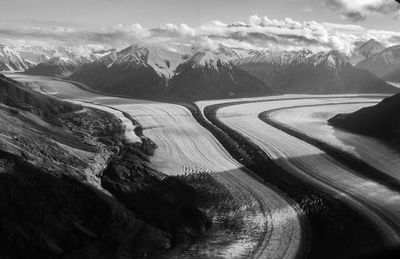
xmin=101 ymin=141 xmax=210 ymax=249
xmin=0 ymin=151 xmax=170 ymax=258
xmin=329 ymin=93 xmax=400 ymax=144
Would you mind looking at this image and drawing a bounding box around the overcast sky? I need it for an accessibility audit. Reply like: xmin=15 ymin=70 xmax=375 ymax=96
xmin=1 ymin=0 xmax=399 ymax=29
xmin=1 ymin=0 xmax=400 ymax=54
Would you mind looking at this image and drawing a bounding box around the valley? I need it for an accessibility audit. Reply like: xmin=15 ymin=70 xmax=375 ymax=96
xmin=3 ymin=1 xmax=400 ymax=257
xmin=8 ymin=74 xmax=302 ymax=258
xmin=2 ymin=73 xmax=399 ymax=258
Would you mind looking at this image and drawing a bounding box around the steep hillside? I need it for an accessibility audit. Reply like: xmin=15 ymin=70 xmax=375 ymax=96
xmin=329 ymin=93 xmax=400 ymax=142
xmin=0 ymin=74 xmax=77 ymax=116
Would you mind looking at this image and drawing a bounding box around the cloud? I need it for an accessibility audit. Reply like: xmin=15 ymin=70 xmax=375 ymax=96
xmin=1 ymin=14 xmax=400 ymax=56
xmin=323 ymin=0 xmax=400 ymax=21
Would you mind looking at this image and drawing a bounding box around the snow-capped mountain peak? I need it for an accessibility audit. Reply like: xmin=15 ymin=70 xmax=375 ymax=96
xmin=24 ymin=55 xmax=92 ymax=77
xmin=185 ymin=47 xmax=231 ymax=68
xmin=311 ymin=50 xmax=348 ymax=71
xmin=0 ymin=45 xmax=32 ymax=71
xmin=108 ymin=44 xmax=183 ymax=79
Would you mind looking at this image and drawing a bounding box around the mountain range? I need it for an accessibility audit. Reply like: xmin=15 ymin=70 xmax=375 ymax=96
xmin=234 ymin=49 xmax=396 ymax=94
xmin=1 ymin=40 xmax=399 ymax=99
xmin=24 ymin=56 xmax=94 ymax=77
xmin=0 ymin=45 xmax=33 ymax=71
xmin=69 ymin=44 xmax=272 ymax=100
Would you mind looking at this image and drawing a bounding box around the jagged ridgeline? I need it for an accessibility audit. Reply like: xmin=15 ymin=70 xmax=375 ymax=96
xmin=68 ymin=44 xmax=272 ymax=100
xmin=2 ymin=42 xmax=399 ymax=99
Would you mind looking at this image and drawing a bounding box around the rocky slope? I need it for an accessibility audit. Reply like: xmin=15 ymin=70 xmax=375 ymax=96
xmin=356 ymin=45 xmax=400 ymax=83
xmin=0 ymin=74 xmax=209 ymax=258
xmin=69 ymin=44 xmax=272 ymax=100
xmin=0 ymin=45 xmax=33 ymax=71
xmin=236 ymin=50 xmax=397 ymax=94
xmin=329 ymin=93 xmax=400 ymax=143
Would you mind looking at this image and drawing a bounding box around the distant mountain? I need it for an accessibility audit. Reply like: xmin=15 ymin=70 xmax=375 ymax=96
xmin=168 ymin=46 xmax=271 ymax=99
xmin=349 ymin=39 xmax=385 ymax=65
xmin=233 ymin=49 xmax=313 ymax=86
xmin=358 ymin=39 xmax=385 ymax=59
xmin=356 ymin=45 xmax=400 ymax=83
xmin=18 ymin=50 xmax=49 ymax=64
xmin=69 ymin=44 xmax=180 ymax=98
xmin=329 ymin=93 xmax=400 ymax=141
xmin=0 ymin=45 xmax=33 ymax=71
xmin=212 ymin=45 xmax=265 ymax=60
xmin=69 ymin=44 xmax=272 ymax=100
xmin=24 ymin=56 xmax=94 ymax=77
xmin=235 ymin=49 xmax=396 ymax=94
xmin=89 ymin=48 xmax=116 ymax=60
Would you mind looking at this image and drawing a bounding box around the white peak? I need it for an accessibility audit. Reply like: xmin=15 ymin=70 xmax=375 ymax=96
xmin=0 ymin=45 xmax=30 ymax=71
xmin=112 ymin=44 xmax=183 ymax=78
xmin=311 ymin=50 xmax=347 ymax=70
xmin=186 ymin=47 xmax=231 ymax=68
xmin=90 ymin=49 xmax=115 ymax=60
xmin=234 ymin=49 xmax=314 ymax=66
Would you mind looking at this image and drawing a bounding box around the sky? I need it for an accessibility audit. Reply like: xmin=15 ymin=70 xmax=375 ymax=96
xmin=1 ymin=0 xmax=400 ymax=55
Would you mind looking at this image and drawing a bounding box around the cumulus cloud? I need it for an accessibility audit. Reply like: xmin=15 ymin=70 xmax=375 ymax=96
xmin=323 ymin=0 xmax=400 ymax=21
xmin=1 ymin=15 xmax=400 ymax=56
